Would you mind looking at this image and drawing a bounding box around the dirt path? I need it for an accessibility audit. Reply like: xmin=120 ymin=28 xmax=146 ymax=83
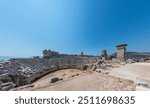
xmin=18 ymin=69 xmax=135 ymax=91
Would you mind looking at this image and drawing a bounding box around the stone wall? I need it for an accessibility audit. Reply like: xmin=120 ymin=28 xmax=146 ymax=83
xmin=0 ymin=55 xmax=98 ymax=90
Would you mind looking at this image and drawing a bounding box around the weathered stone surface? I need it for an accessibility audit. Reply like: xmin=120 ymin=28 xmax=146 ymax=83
xmin=0 ymin=52 xmax=99 ymax=90
xmin=70 ymin=74 xmax=79 ymax=78
xmin=1 ymin=82 xmax=16 ymax=91
xmin=101 ymin=50 xmax=108 ymax=60
xmin=127 ymin=59 xmax=134 ymax=64
xmin=137 ymin=83 xmax=150 ymax=88
xmin=43 ymin=50 xmax=59 ymax=58
xmin=92 ymin=65 xmax=97 ymax=71
xmin=116 ymin=44 xmax=127 ymax=61
xmin=95 ymin=69 xmax=102 ymax=73
xmin=82 ymin=65 xmax=88 ymax=71
xmin=51 ymin=77 xmax=63 ymax=83
xmin=10 ymin=84 xmax=34 ymax=91
xmin=112 ymin=52 xmax=150 ymax=61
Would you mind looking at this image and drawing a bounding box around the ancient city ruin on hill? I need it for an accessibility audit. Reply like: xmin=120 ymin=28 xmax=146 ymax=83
xmin=0 ymin=44 xmax=150 ymax=91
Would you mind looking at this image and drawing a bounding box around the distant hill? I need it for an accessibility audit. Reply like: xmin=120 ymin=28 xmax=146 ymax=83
xmin=0 ymin=56 xmax=11 ymax=61
xmin=111 ymin=52 xmax=150 ymax=60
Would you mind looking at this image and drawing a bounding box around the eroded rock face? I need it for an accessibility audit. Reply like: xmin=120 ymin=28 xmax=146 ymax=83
xmin=0 ymin=56 xmax=98 ymax=90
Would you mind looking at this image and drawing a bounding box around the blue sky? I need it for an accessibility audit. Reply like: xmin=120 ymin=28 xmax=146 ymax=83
xmin=0 ymin=0 xmax=150 ymax=57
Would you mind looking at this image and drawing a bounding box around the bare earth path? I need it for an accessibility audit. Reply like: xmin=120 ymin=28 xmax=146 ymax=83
xmin=19 ymin=69 xmax=135 ymax=91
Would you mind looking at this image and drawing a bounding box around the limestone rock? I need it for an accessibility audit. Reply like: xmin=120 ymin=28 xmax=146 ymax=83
xmin=51 ymin=77 xmax=63 ymax=83
xmin=0 ymin=55 xmax=98 ymax=90
xmin=70 ymin=74 xmax=79 ymax=78
xmin=1 ymin=82 xmax=16 ymax=91
xmin=95 ymin=69 xmax=102 ymax=73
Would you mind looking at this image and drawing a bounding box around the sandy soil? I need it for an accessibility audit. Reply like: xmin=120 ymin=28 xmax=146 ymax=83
xmin=18 ymin=69 xmax=135 ymax=91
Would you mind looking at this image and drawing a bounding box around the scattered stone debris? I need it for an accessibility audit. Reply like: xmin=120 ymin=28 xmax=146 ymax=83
xmin=120 ymin=62 xmax=126 ymax=65
xmin=137 ymin=83 xmax=150 ymax=89
xmin=101 ymin=50 xmax=108 ymax=60
xmin=136 ymin=78 xmax=150 ymax=89
xmin=51 ymin=77 xmax=63 ymax=83
xmin=95 ymin=69 xmax=102 ymax=73
xmin=10 ymin=84 xmax=34 ymax=91
xmin=1 ymin=82 xmax=16 ymax=91
xmin=70 ymin=74 xmax=80 ymax=78
xmin=92 ymin=65 xmax=97 ymax=71
xmin=63 ymin=74 xmax=66 ymax=76
xmin=95 ymin=69 xmax=109 ymax=75
xmin=82 ymin=65 xmax=88 ymax=71
xmin=105 ymin=72 xmax=109 ymax=75
xmin=127 ymin=59 xmax=135 ymax=64
xmin=20 ymin=69 xmax=135 ymax=91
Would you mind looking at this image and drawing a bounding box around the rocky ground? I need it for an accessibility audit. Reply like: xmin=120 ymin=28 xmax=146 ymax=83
xmin=16 ymin=69 xmax=135 ymax=91
xmin=107 ymin=63 xmax=150 ymax=91
xmin=15 ymin=62 xmax=150 ymax=91
xmin=0 ymin=56 xmax=97 ymax=90
xmin=1 ymin=56 xmax=150 ymax=91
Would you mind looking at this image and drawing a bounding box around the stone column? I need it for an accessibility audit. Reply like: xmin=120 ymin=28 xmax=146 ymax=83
xmin=116 ymin=44 xmax=127 ymax=61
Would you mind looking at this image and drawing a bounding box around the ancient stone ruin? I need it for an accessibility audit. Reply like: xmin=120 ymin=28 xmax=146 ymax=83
xmin=0 ymin=44 xmax=150 ymax=91
xmin=0 ymin=51 xmax=98 ymax=90
xmin=101 ymin=50 xmax=108 ymax=60
xmin=43 ymin=49 xmax=59 ymax=58
xmin=116 ymin=44 xmax=128 ymax=61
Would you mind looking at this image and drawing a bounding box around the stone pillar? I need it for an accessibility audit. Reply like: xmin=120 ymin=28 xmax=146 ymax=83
xmin=116 ymin=44 xmax=127 ymax=61
xmin=101 ymin=50 xmax=107 ymax=60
